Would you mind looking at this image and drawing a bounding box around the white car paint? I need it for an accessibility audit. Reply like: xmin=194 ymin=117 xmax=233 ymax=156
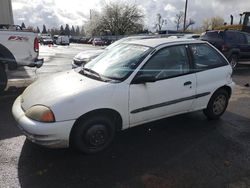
xmin=0 ymin=29 xmax=43 ymax=67
xmin=12 ymin=38 xmax=234 ymax=148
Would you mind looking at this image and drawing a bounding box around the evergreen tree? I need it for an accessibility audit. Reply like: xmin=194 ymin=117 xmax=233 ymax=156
xmin=60 ymin=25 xmax=65 ymax=35
xmin=65 ymin=24 xmax=70 ymax=36
xmin=42 ymin=25 xmax=47 ymax=33
xmin=71 ymin=26 xmax=75 ymax=36
xmin=75 ymin=26 xmax=80 ymax=36
xmin=36 ymin=26 xmax=40 ymax=33
xmin=21 ymin=22 xmax=26 ymax=28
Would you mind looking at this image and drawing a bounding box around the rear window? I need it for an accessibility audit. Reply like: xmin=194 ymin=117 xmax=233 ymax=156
xmin=203 ymin=31 xmax=223 ymax=39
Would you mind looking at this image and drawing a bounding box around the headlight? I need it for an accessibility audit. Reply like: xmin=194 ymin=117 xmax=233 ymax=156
xmin=25 ymin=105 xmax=55 ymax=123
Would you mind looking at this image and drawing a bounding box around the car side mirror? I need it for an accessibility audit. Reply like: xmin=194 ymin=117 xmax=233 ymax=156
xmin=132 ymin=75 xmax=156 ymax=84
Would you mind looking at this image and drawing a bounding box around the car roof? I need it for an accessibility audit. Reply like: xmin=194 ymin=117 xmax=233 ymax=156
xmin=124 ymin=38 xmax=206 ymax=48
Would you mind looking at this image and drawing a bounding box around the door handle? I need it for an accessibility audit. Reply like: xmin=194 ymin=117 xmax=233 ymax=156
xmin=184 ymin=81 xmax=192 ymax=86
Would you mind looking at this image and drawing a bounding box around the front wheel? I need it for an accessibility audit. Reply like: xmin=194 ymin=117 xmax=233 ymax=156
xmin=203 ymin=89 xmax=229 ymax=120
xmin=0 ymin=65 xmax=7 ymax=93
xmin=71 ymin=116 xmax=115 ymax=154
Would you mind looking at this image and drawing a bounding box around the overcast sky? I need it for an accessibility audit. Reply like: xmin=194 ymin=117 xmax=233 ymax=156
xmin=12 ymin=0 xmax=250 ymax=31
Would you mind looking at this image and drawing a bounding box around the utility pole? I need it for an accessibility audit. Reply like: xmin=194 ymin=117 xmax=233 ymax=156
xmin=183 ymin=0 xmax=188 ymax=32
xmin=0 ymin=0 xmax=14 ymax=24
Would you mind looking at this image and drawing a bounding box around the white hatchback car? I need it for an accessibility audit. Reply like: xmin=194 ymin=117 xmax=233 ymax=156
xmin=12 ymin=38 xmax=234 ymax=154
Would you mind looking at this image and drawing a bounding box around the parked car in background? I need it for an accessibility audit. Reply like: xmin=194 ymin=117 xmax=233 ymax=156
xmin=72 ymin=35 xmax=159 ymax=68
xmin=0 ymin=24 xmax=43 ymax=92
xmin=40 ymin=36 xmax=53 ymax=45
xmin=87 ymin=38 xmax=94 ymax=44
xmin=54 ymin=35 xmax=70 ymax=45
xmin=200 ymin=30 xmax=250 ymax=68
xmin=72 ymin=49 xmax=105 ymax=68
xmin=13 ymin=38 xmax=234 ymax=154
xmin=92 ymin=38 xmax=106 ymax=46
xmin=79 ymin=37 xmax=91 ymax=44
xmin=53 ymin=35 xmax=59 ymax=44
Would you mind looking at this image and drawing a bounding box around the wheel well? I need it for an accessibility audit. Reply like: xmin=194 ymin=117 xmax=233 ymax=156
xmin=0 ymin=44 xmax=17 ymax=70
xmin=217 ymin=85 xmax=232 ymax=97
xmin=70 ymin=109 xmax=123 ymax=143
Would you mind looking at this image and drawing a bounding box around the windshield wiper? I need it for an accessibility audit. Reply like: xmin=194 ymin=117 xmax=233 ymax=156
xmin=80 ymin=67 xmax=113 ymax=82
xmin=81 ymin=67 xmax=101 ymax=79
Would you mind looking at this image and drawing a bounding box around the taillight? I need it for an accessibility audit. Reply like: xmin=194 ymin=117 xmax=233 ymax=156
xmin=34 ymin=37 xmax=39 ymax=52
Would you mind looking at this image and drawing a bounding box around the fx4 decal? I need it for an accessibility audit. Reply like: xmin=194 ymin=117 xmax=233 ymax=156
xmin=8 ymin=36 xmax=29 ymax=41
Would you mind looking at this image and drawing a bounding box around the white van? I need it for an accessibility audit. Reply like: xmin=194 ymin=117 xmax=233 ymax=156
xmin=55 ymin=35 xmax=70 ymax=45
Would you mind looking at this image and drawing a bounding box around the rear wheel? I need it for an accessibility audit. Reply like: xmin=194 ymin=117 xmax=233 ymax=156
xmin=229 ymin=54 xmax=238 ymax=69
xmin=71 ymin=115 xmax=115 ymax=154
xmin=203 ymin=89 xmax=229 ymax=120
xmin=0 ymin=65 xmax=7 ymax=93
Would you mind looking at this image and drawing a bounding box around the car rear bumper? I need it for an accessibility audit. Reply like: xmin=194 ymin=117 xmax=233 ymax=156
xmin=12 ymin=96 xmax=75 ymax=148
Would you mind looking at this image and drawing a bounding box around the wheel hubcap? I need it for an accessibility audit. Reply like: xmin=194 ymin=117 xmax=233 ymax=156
xmin=213 ymin=95 xmax=226 ymax=115
xmin=85 ymin=124 xmax=108 ymax=147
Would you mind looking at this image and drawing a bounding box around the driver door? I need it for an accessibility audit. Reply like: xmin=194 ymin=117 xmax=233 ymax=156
xmin=129 ymin=45 xmax=196 ymax=126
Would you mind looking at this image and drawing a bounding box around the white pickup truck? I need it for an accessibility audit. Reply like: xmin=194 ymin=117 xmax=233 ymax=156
xmin=0 ymin=25 xmax=44 ymax=92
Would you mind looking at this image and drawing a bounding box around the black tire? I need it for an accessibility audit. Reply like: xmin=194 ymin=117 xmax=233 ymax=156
xmin=203 ymin=89 xmax=229 ymax=120
xmin=229 ymin=54 xmax=238 ymax=70
xmin=0 ymin=65 xmax=7 ymax=93
xmin=71 ymin=115 xmax=115 ymax=154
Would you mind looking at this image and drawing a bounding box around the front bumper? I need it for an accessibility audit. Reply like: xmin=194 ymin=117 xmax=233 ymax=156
xmin=12 ymin=96 xmax=75 ymax=148
xmin=28 ymin=58 xmax=44 ymax=68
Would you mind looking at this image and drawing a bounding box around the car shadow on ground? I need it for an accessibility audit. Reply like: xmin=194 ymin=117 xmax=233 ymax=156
xmin=17 ymin=111 xmax=250 ymax=188
xmin=0 ymin=87 xmax=25 ymax=140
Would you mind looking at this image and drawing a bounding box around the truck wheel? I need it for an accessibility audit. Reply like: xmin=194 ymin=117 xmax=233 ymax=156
xmin=229 ymin=54 xmax=238 ymax=69
xmin=203 ymin=89 xmax=229 ymax=120
xmin=0 ymin=65 xmax=7 ymax=93
xmin=71 ymin=115 xmax=115 ymax=154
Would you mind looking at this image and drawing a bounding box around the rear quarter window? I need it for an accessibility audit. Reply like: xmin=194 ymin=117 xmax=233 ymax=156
xmin=202 ymin=31 xmax=223 ymax=39
xmin=189 ymin=44 xmax=228 ymax=70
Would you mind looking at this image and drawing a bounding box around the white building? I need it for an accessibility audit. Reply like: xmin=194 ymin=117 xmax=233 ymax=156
xmin=0 ymin=0 xmax=14 ymax=25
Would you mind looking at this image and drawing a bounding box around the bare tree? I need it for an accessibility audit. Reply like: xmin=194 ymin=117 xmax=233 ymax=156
xmin=185 ymin=19 xmax=195 ymax=30
xmin=155 ymin=13 xmax=167 ymax=31
xmin=175 ymin=11 xmax=184 ymax=31
xmin=211 ymin=16 xmax=224 ymax=29
xmin=202 ymin=18 xmax=211 ymax=30
xmin=201 ymin=16 xmax=225 ymax=31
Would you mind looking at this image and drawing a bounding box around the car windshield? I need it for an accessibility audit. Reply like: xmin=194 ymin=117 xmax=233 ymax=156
xmin=105 ymin=38 xmax=129 ymax=50
xmin=84 ymin=43 xmax=151 ymax=81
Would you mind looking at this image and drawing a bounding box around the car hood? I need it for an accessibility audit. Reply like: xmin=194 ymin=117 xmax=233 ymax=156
xmin=21 ymin=69 xmax=112 ymax=114
xmin=74 ymin=49 xmax=105 ymax=60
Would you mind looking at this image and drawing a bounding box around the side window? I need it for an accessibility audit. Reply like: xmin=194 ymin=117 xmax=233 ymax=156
xmin=226 ymin=32 xmax=237 ymax=44
xmin=189 ymin=44 xmax=228 ymax=70
xmin=140 ymin=45 xmax=190 ymax=80
xmin=238 ymin=33 xmax=246 ymax=44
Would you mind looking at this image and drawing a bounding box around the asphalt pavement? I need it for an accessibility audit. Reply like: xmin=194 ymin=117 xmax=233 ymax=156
xmin=0 ymin=44 xmax=250 ymax=188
